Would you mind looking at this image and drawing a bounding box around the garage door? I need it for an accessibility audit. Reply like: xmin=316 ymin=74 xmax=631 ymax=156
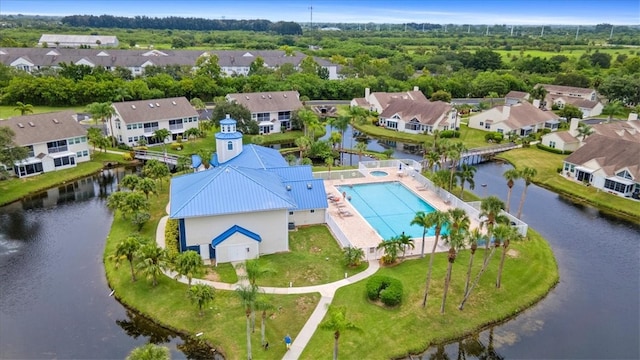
xmin=227 ymin=244 xmax=249 ymax=262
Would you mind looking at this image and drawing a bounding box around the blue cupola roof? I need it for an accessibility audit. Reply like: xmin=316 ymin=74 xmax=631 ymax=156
xmin=216 ymin=114 xmax=242 ymax=140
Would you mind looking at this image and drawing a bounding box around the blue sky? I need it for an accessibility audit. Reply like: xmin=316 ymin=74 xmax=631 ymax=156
xmin=1 ymin=0 xmax=638 ymax=25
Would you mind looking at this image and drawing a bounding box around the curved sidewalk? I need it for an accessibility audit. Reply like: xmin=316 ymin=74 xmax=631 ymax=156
xmin=156 ymin=215 xmax=380 ymax=359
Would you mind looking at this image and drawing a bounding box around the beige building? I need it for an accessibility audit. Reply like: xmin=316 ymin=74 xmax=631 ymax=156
xmin=225 ymin=91 xmax=303 ymax=135
xmin=1 ymin=111 xmax=89 ymax=177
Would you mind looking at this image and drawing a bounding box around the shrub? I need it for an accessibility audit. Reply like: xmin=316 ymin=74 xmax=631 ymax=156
xmin=122 ymin=152 xmax=133 ymax=161
xmin=484 ymin=132 xmax=504 ymax=143
xmin=165 ymin=219 xmax=180 ymax=256
xmin=536 ymin=143 xmax=573 ymax=155
xmin=117 ymin=143 xmax=132 ymax=151
xmin=439 ymin=130 xmax=460 ymax=138
xmin=366 ymin=275 xmax=403 ymax=306
xmin=170 ymin=143 xmax=183 ymax=151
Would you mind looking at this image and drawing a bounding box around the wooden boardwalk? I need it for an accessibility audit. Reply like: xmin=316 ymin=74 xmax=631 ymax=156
xmin=133 ymin=150 xmax=180 ymax=166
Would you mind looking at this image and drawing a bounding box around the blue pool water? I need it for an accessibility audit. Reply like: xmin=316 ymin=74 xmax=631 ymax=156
xmin=370 ymin=170 xmax=388 ymax=177
xmin=338 ymin=181 xmax=445 ymax=240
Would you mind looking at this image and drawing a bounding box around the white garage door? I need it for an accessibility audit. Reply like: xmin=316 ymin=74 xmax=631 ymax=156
xmin=227 ymin=244 xmax=249 ymax=262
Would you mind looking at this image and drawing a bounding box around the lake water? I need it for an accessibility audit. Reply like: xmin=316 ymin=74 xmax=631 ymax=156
xmin=0 ymin=142 xmax=638 ymax=359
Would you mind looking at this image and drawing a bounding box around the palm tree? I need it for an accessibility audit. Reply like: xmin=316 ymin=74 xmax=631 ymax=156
xmin=479 ymin=196 xmax=506 ymax=265
xmin=577 ymin=123 xmax=594 ymax=142
xmin=173 ymin=250 xmax=203 ymax=287
xmin=319 ymin=305 xmax=362 ymax=360
xmin=397 ymin=232 xmax=415 ymax=260
xmin=190 ymin=97 xmax=206 ymax=111
xmin=254 ymin=295 xmax=274 ymax=346
xmin=377 ymin=237 xmax=402 ymax=264
xmin=236 ymin=284 xmax=259 ymax=360
xmin=424 ymin=151 xmax=440 ymax=173
xmin=112 ymin=235 xmax=144 ymax=282
xmin=237 ymin=259 xmax=274 ymax=287
xmin=410 ymin=211 xmax=430 ymax=258
xmin=456 ymin=164 xmax=477 ymax=199
xmin=459 ymin=224 xmax=511 ymax=310
xmin=496 ymin=226 xmax=523 ymax=288
xmin=295 ymin=136 xmax=311 ymax=159
xmin=298 ymin=109 xmax=320 ymax=139
xmin=464 ymin=228 xmax=485 ymax=297
xmin=14 ymin=101 xmax=34 ymax=115
xmin=331 ymin=115 xmax=350 ymax=152
xmin=355 ymin=141 xmax=368 ymax=163
xmin=184 ymin=127 xmax=202 ymax=142
xmin=153 ymin=128 xmax=171 ymax=153
xmin=188 ymin=283 xmax=215 ymax=316
xmin=349 ymin=106 xmax=369 ymax=125
xmin=137 ymin=178 xmax=156 ymax=199
xmin=343 ymin=246 xmax=365 ymax=267
xmin=126 ymin=343 xmax=170 ymax=360
xmin=421 ymin=210 xmax=451 ymax=308
xmin=136 ymin=243 xmax=167 ymax=287
xmin=119 ymin=174 xmax=140 ymax=191
xmin=382 ymin=148 xmax=394 ymax=160
xmin=441 ymin=231 xmax=466 ymax=313
xmin=530 ymin=86 xmax=548 ymax=109
xmin=602 ymin=100 xmax=624 ymax=122
xmin=448 ymin=208 xmax=470 ymax=236
xmin=86 ymin=102 xmax=117 ymax=147
xmin=448 ymin=142 xmax=466 ymax=192
xmin=503 ymin=168 xmax=520 ymax=213
xmin=431 ymin=169 xmax=450 ymax=196
xmin=329 ymin=131 xmax=342 ymax=150
xmin=325 ymin=156 xmax=334 ymax=178
xmin=516 ymin=166 xmax=537 ymax=219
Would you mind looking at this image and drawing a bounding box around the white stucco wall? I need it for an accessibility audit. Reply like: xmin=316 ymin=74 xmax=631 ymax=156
xmin=468 ymin=109 xmax=502 ymax=131
xmin=215 ymin=232 xmax=261 ymax=263
xmin=289 ymin=209 xmax=326 ymax=226
xmin=184 ymin=209 xmax=289 ymax=257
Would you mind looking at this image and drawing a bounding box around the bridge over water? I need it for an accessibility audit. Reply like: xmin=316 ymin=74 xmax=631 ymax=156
xmin=133 ymin=150 xmax=181 ymax=166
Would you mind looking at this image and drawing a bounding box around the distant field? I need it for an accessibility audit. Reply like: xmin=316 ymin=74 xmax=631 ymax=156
xmin=0 ymin=105 xmax=87 ymax=119
xmin=494 ymin=47 xmax=639 ymax=63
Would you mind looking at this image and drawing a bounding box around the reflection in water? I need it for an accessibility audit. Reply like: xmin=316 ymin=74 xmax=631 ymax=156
xmin=116 ymin=309 xmax=223 ymax=359
xmin=413 ymin=328 xmax=505 ymax=360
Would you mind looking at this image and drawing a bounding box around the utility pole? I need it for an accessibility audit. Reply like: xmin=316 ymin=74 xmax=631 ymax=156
xmin=468 ymin=24 xmax=471 ymax=33
xmin=609 ymin=25 xmax=614 ymax=39
xmin=575 ymin=25 xmax=580 ymax=41
xmin=309 ymin=1 xmax=313 ymax=31
xmin=510 ymin=25 xmax=514 ymax=36
xmin=541 ymin=25 xmax=544 ymax=37
xmin=486 ymin=25 xmax=489 ymax=36
xmin=444 ymin=24 xmax=447 ymax=32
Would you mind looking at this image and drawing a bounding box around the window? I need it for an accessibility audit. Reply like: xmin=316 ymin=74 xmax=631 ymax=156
xmin=115 ymin=120 xmax=121 ymax=129
xmin=26 ymin=145 xmax=34 ymax=157
xmin=604 ymin=179 xmax=629 ymax=193
xmin=82 ymin=150 xmax=89 ymax=157
xmin=549 ymin=141 xmax=556 ymax=148
xmin=127 ymin=124 xmax=132 ymax=130
xmin=143 ymin=122 xmax=159 ymax=133
xmin=53 ymin=155 xmax=75 ymax=167
xmin=497 ymin=129 xmax=503 ymax=134
xmin=616 ymin=170 xmax=632 ymax=180
xmin=227 ymin=141 xmax=233 ymax=151
xmin=256 ymin=113 xmax=270 ymax=122
xmin=128 ymin=137 xmax=133 ymax=143
xmin=47 ymin=140 xmax=68 ymax=153
xmin=310 ymin=209 xmax=315 ymax=213
xmin=289 ymin=211 xmax=294 ymax=215
xmin=278 ymin=111 xmax=291 ymax=121
xmin=484 ymin=124 xmax=491 ymax=129
xmin=169 ymin=119 xmax=183 ymax=130
xmin=479 ymin=121 xmax=484 ymax=126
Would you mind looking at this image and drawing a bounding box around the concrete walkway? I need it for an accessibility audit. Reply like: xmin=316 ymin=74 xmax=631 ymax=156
xmin=155 ymin=214 xmax=380 ymax=359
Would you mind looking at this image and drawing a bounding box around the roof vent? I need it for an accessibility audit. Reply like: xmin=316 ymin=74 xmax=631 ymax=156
xmin=245 ymin=96 xmax=249 ymax=100
xmin=149 ymin=103 xmax=154 ymax=108
xmin=172 ymin=101 xmax=176 ymax=105
xmin=131 ymin=105 xmax=136 ymax=109
xmin=307 ymin=183 xmax=312 ymax=189
xmin=268 ymin=94 xmax=272 ymax=99
xmin=155 ymin=103 xmax=160 ymax=107
xmin=28 ymin=122 xmax=35 ymax=127
xmin=52 ymin=118 xmax=59 ymax=124
xmin=17 ymin=123 xmax=24 ymax=128
xmin=286 ymin=185 xmax=292 ymax=191
xmin=261 ymin=95 xmax=266 ymax=99
xmin=283 ymin=94 xmax=287 ymax=98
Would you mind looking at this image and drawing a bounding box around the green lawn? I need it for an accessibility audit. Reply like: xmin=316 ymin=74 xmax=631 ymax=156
xmin=0 ymin=105 xmax=87 ymax=119
xmin=252 ymin=225 xmax=368 ymax=287
xmin=301 ymin=230 xmax=558 ymax=359
xmin=0 ymin=152 xmax=130 ymax=206
xmin=494 ymin=47 xmax=639 ymax=64
xmin=498 ymin=147 xmax=640 ymax=222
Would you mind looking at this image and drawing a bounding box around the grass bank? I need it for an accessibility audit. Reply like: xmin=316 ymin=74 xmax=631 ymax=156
xmin=352 ymin=122 xmax=491 ymax=149
xmin=302 ymin=229 xmax=558 ymax=359
xmin=0 ymin=152 xmax=131 ymax=206
xmin=0 ymin=105 xmax=87 ymax=119
xmin=497 ymin=147 xmax=640 ymax=223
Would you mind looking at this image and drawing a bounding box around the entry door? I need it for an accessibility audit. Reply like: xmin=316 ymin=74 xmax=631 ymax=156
xmin=227 ymin=244 xmax=249 ymax=262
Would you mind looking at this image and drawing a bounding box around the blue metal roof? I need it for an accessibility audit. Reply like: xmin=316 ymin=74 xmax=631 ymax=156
xmin=283 ymin=179 xmax=328 ymax=211
xmin=267 ymin=165 xmax=313 ymax=181
xmin=191 ymin=154 xmax=202 ymax=168
xmin=212 ymin=225 xmax=262 ymax=247
xmin=170 ymin=165 xmax=297 ymax=218
xmin=220 ymin=118 xmax=236 ymax=125
xmin=215 ymin=132 xmax=243 ymax=140
xmin=224 ymin=144 xmax=288 ymax=169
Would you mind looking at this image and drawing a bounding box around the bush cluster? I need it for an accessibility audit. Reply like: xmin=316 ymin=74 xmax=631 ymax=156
xmin=484 ymin=132 xmax=504 ymax=143
xmin=165 ymin=219 xmax=180 ymax=256
xmin=366 ymin=275 xmax=403 ymax=306
xmin=439 ymin=130 xmax=460 ymax=138
xmin=536 ymin=143 xmax=573 ymax=155
xmin=170 ymin=143 xmax=183 ymax=151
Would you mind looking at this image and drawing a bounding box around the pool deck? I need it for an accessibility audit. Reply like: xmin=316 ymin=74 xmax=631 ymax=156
xmin=323 ymin=167 xmax=482 ymax=259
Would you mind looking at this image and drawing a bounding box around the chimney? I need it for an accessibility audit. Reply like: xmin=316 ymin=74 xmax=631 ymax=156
xmin=502 ymin=105 xmax=511 ymax=119
xmin=364 ymin=87 xmax=370 ymax=101
xmin=628 ymin=113 xmax=638 ymax=121
xmin=226 ymin=114 xmax=230 ymax=119
xmin=532 ymin=99 xmax=541 ymax=108
xmin=569 ymin=118 xmax=580 ymax=134
xmin=413 ymin=86 xmax=419 ymax=92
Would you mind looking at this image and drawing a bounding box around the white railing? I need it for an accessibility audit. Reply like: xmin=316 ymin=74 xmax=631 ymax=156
xmin=467 ymin=201 xmax=528 ymax=236
xmin=325 ymin=212 xmax=351 ymax=248
xmin=314 ymin=169 xmax=366 ymax=181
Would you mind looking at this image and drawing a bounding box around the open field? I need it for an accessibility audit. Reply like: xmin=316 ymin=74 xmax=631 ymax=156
xmin=0 ymin=105 xmax=88 ymax=119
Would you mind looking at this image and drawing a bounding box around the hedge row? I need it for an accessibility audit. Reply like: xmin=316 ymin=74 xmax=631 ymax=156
xmin=366 ymin=275 xmax=403 ymax=306
xmin=536 ymin=143 xmax=573 ymax=155
xmin=165 ymin=218 xmax=180 ymax=257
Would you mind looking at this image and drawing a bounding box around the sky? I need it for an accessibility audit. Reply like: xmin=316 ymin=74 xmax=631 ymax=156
xmin=1 ymin=0 xmax=639 ymax=25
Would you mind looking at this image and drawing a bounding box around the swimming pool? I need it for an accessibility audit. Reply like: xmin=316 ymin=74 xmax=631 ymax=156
xmin=337 ymin=181 xmax=445 ymax=240
xmin=370 ymin=170 xmax=389 ymax=177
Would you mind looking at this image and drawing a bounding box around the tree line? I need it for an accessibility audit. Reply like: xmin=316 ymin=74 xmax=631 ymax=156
xmin=61 ymin=15 xmax=303 ymax=35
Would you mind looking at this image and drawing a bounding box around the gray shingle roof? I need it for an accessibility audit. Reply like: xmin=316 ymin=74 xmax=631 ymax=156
xmin=113 ymin=97 xmax=198 ymax=124
xmin=226 ymin=91 xmax=303 ymax=113
xmin=537 ymin=84 xmax=595 ymax=96
xmin=380 ymin=99 xmax=451 ymax=125
xmin=565 ymin=134 xmax=640 ymax=179
xmin=1 ymin=110 xmax=85 ymax=146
